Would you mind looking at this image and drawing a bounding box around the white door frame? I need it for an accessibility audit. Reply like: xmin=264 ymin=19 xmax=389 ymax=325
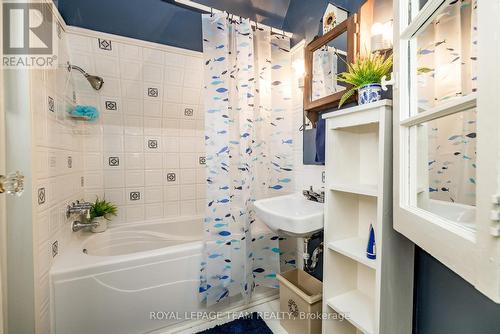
xmin=0 ymin=1 xmax=6 ymax=331
xmin=393 ymin=0 xmax=500 ymax=302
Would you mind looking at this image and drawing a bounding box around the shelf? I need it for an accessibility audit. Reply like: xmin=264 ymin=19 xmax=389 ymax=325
xmin=328 ymin=237 xmax=377 ymax=270
xmin=329 ymin=183 xmax=378 ymax=197
xmin=323 ymin=100 xmax=392 ymax=121
xmin=322 ymin=100 xmax=413 ymax=334
xmin=326 ymin=290 xmax=375 ymax=334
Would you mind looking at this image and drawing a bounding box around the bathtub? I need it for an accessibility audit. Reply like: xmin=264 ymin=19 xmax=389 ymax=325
xmin=427 ymin=199 xmax=476 ymax=231
xmin=50 ymin=216 xmax=209 ymax=334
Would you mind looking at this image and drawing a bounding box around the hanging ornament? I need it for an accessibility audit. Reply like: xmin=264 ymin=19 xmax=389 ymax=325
xmin=322 ymin=3 xmax=348 ymax=35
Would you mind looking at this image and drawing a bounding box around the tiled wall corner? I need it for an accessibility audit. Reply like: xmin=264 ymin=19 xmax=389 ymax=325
xmin=31 ymin=24 xmax=85 ymax=334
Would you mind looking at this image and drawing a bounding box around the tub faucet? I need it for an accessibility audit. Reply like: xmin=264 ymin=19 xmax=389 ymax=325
xmin=72 ymin=220 xmax=99 ymax=232
xmin=66 ymin=200 xmax=92 ymax=218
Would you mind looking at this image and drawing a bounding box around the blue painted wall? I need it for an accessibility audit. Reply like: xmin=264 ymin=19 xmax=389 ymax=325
xmin=283 ymin=0 xmax=365 ymax=46
xmin=414 ymin=249 xmax=500 ymax=334
xmin=58 ymin=0 xmax=204 ymax=51
xmin=56 ymin=0 xmax=363 ymax=51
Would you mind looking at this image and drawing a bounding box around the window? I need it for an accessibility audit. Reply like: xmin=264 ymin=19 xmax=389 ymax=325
xmin=395 ymin=0 xmax=500 ymax=302
xmin=401 ymin=0 xmax=478 ymax=234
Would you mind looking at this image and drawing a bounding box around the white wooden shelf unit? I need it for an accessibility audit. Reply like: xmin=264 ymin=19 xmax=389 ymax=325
xmin=321 ymin=100 xmax=414 ymax=334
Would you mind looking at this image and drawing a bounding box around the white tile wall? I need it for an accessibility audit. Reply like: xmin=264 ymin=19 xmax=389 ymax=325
xmin=67 ymin=31 xmax=206 ymax=224
xmin=32 ymin=24 xmax=85 ymax=334
xmin=290 ymin=45 xmax=325 ymax=192
xmin=279 ymin=43 xmax=326 ymax=273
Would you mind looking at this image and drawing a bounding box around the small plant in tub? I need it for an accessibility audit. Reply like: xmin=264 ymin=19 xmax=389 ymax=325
xmin=89 ymin=197 xmax=117 ymax=233
xmin=337 ymin=53 xmax=393 ymax=107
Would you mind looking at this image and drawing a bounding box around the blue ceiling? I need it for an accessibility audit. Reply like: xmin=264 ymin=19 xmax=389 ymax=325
xmin=56 ymin=0 xmax=366 ymax=51
xmin=192 ymin=0 xmax=292 ymax=29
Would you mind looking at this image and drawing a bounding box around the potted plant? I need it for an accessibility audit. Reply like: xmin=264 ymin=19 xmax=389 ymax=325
xmin=337 ymin=53 xmax=393 ymax=107
xmin=89 ymin=197 xmax=117 ymax=233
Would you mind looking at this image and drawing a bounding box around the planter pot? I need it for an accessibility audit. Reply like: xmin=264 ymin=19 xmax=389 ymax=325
xmin=91 ymin=216 xmax=108 ymax=233
xmin=358 ymin=83 xmax=382 ymax=105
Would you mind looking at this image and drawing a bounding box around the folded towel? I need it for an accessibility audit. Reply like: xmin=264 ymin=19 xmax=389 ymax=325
xmin=70 ymin=105 xmax=99 ymax=121
xmin=315 ymin=116 xmax=325 ymax=164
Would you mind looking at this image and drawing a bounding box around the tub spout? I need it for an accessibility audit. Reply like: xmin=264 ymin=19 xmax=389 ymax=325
xmin=72 ymin=220 xmax=99 ymax=232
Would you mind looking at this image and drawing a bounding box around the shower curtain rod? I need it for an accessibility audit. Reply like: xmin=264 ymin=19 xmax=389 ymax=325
xmin=174 ymin=0 xmax=293 ymax=38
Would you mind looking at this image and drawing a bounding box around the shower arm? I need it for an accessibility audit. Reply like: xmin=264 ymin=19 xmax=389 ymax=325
xmin=67 ymin=63 xmax=89 ymax=77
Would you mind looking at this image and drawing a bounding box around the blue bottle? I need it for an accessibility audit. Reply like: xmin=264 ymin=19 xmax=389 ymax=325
xmin=367 ymin=223 xmax=376 ymax=260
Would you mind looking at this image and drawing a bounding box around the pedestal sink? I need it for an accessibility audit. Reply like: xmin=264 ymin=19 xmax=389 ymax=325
xmin=253 ymin=193 xmax=324 ymax=237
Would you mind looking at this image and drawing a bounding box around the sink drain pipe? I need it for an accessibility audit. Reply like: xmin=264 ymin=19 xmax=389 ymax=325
xmin=303 ymin=236 xmax=324 ymax=273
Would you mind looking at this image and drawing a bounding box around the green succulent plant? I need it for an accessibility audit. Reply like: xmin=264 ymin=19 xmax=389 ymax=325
xmin=337 ymin=53 xmax=393 ymax=107
xmin=90 ymin=197 xmax=117 ymax=220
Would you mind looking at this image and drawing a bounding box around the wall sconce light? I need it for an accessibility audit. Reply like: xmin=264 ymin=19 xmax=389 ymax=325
xmin=371 ymin=20 xmax=393 ymax=52
xmin=293 ymin=59 xmax=305 ymax=89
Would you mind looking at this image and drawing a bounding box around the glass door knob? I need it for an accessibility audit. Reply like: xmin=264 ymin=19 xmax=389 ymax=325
xmin=0 ymin=171 xmax=25 ymax=196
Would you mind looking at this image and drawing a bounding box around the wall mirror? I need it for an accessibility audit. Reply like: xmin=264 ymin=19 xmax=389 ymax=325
xmin=304 ymin=14 xmax=359 ymax=126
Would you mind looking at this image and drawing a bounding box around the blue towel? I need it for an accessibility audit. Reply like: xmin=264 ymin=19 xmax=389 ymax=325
xmin=70 ymin=105 xmax=99 ymax=121
xmin=315 ymin=116 xmax=326 ymax=164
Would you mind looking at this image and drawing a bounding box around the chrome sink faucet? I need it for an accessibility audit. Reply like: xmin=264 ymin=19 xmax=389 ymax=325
xmin=303 ymin=186 xmax=325 ymax=203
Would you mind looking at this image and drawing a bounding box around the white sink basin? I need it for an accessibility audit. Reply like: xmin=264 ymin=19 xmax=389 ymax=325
xmin=254 ymin=193 xmax=324 ymax=237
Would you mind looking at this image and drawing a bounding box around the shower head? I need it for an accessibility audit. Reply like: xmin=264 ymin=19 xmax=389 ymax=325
xmin=85 ymin=74 xmax=104 ymax=90
xmin=67 ymin=63 xmax=104 ymax=91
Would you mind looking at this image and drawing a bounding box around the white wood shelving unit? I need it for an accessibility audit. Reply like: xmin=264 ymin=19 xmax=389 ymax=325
xmin=321 ymin=100 xmax=414 ymax=334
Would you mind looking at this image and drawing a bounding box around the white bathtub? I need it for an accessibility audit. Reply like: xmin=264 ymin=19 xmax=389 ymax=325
xmin=50 ymin=216 xmax=208 ymax=334
xmin=427 ymin=199 xmax=476 ymax=231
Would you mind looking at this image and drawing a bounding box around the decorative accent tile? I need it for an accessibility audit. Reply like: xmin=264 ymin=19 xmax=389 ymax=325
xmin=105 ymin=101 xmax=117 ymax=110
xmin=148 ymin=88 xmax=159 ymax=97
xmin=148 ymin=139 xmax=158 ymax=149
xmin=81 ymin=176 xmax=84 ymax=187
xmin=130 ymin=191 xmax=141 ymax=201
xmin=37 ymin=188 xmax=46 ymax=205
xmin=184 ymin=108 xmax=194 ymax=117
xmin=98 ymin=38 xmax=112 ymax=51
xmin=56 ymin=23 xmax=62 ymax=39
xmin=49 ymin=155 xmax=56 ymax=168
xmin=108 ymin=157 xmax=120 ymax=166
xmin=67 ymin=156 xmax=73 ymax=169
xmin=48 ymin=96 xmax=55 ymax=113
xmin=199 ymin=156 xmax=206 ymax=165
xmin=167 ymin=173 xmax=176 ymax=182
xmin=52 ymin=241 xmax=58 ymax=258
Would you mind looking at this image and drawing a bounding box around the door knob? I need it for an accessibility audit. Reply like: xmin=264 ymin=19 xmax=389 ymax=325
xmin=0 ymin=171 xmax=25 ymax=196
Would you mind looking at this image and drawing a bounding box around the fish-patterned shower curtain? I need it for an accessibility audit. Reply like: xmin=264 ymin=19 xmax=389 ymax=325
xmin=199 ymin=13 xmax=294 ymax=306
xmin=417 ymin=0 xmax=478 ymax=205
